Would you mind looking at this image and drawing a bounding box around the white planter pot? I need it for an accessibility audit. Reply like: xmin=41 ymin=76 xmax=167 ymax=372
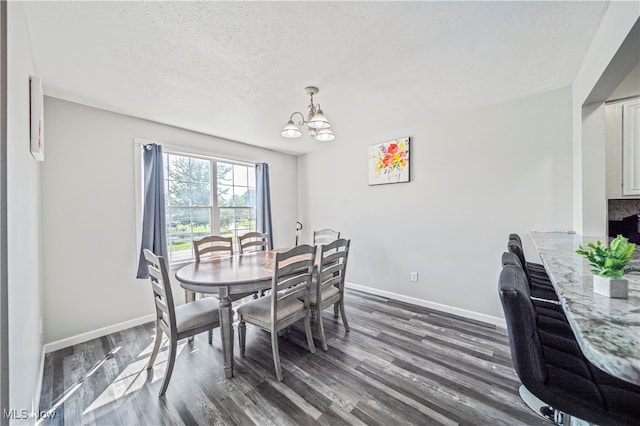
xmin=593 ymin=275 xmax=628 ymax=298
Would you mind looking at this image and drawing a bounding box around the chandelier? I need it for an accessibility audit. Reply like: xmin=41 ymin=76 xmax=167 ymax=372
xmin=281 ymin=86 xmax=335 ymax=142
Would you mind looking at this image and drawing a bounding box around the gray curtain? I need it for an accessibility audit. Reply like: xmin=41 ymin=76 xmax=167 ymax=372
xmin=136 ymin=144 xmax=168 ymax=278
xmin=256 ymin=163 xmax=273 ymax=249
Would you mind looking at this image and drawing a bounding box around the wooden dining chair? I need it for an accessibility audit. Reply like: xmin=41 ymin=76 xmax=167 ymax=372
xmin=143 ymin=249 xmax=220 ymax=396
xmin=193 ymin=235 xmax=255 ymax=327
xmin=193 ymin=235 xmax=233 ymax=262
xmin=313 ymin=229 xmax=340 ymax=246
xmin=236 ymin=244 xmax=317 ymax=381
xmin=193 ymin=234 xmax=235 ymax=302
xmin=238 ymin=231 xmax=270 ymax=254
xmin=312 ymin=229 xmax=342 ymax=317
xmin=307 ymin=239 xmax=350 ymax=351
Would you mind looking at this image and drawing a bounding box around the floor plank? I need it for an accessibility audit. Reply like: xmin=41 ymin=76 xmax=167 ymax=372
xmin=39 ymin=289 xmax=547 ymax=425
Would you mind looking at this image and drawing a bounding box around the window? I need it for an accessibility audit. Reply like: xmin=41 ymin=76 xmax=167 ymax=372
xmin=217 ymin=162 xmax=257 ymax=243
xmin=164 ymin=152 xmax=256 ymax=265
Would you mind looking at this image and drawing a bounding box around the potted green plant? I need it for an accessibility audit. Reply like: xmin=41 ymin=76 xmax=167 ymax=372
xmin=576 ymin=234 xmax=636 ymax=298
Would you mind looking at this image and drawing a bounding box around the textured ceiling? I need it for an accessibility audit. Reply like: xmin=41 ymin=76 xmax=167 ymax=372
xmin=23 ymin=1 xmax=609 ymax=155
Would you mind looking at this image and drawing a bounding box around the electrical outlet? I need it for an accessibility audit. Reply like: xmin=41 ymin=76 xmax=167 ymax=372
xmin=410 ymin=272 xmax=418 ymax=282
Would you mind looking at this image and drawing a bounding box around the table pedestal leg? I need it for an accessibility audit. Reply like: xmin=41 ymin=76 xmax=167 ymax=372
xmin=186 ymin=290 xmax=197 ymax=342
xmin=218 ymin=294 xmax=234 ymax=378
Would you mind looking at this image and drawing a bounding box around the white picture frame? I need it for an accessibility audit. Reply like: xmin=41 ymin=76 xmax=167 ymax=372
xmin=368 ymin=137 xmax=410 ymax=185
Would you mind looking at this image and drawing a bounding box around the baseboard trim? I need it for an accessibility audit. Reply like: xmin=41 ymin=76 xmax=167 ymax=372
xmin=42 ymin=285 xmax=505 ymax=352
xmin=43 ymin=313 xmax=156 ymax=353
xmin=345 ymin=282 xmax=506 ymax=328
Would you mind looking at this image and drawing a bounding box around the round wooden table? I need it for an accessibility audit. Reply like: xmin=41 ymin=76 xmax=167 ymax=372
xmin=175 ymin=250 xmax=279 ymax=378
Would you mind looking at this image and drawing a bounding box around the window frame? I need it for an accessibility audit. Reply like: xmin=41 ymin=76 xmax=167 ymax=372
xmin=134 ymin=139 xmax=257 ymax=270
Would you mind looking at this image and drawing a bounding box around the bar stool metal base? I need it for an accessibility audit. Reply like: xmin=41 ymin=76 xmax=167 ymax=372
xmin=519 ymin=385 xmax=584 ymax=425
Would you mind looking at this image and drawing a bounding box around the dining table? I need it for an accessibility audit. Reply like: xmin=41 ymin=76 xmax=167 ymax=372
xmin=175 ymin=249 xmax=283 ymax=379
xmin=530 ymin=231 xmax=640 ymax=385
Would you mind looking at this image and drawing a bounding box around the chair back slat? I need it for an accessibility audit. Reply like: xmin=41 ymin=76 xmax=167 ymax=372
xmin=275 ymin=272 xmax=311 ymax=294
xmin=318 ymin=252 xmax=345 ymax=280
xmin=239 ymin=232 xmax=270 ymax=254
xmin=319 ymin=273 xmax=343 ymax=289
xmin=146 ymin=265 xmax=170 ymax=326
xmin=313 ymin=229 xmax=340 ymax=246
xmin=323 ymin=249 xmax=344 ymax=264
xmin=242 ymin=240 xmax=268 ymax=251
xmin=318 ymin=263 xmax=345 ymax=286
xmin=147 ymin=265 xmax=166 ymax=288
xmin=277 ymin=282 xmax=309 ymax=304
xmin=194 ymin=235 xmax=233 ymax=262
xmin=275 ymin=258 xmax=313 ymax=300
xmin=143 ymin=249 xmax=177 ymax=336
xmin=154 ymin=297 xmax=170 ymax=323
xmin=277 ymin=259 xmax=312 ymax=277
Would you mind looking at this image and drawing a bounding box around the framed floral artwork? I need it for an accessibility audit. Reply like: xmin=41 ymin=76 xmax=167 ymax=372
xmin=368 ymin=137 xmax=410 ymax=185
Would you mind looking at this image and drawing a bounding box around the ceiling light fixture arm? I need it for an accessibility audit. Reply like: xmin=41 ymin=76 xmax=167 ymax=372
xmin=289 ymin=111 xmax=307 ymax=127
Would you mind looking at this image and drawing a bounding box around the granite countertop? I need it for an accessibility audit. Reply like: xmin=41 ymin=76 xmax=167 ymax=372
xmin=530 ymin=232 xmax=640 ymax=385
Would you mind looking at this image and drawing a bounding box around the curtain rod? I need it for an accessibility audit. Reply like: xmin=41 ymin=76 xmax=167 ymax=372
xmin=133 ymin=139 xmax=267 ymax=167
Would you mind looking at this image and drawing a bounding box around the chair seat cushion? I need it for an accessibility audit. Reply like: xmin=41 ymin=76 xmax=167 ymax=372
xmin=309 ymin=285 xmax=340 ymax=305
xmin=173 ymin=298 xmax=220 ymax=333
xmin=237 ymin=295 xmax=305 ymax=327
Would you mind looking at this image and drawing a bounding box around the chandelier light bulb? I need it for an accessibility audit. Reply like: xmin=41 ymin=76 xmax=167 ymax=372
xmin=281 ymin=120 xmax=302 ymax=138
xmin=309 ymin=109 xmax=330 ymax=129
xmin=315 ymin=128 xmax=335 ymax=142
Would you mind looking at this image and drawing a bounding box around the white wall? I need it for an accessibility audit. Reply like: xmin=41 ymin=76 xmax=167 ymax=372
xmin=41 ymin=97 xmax=298 ymax=343
xmin=298 ymin=87 xmax=573 ymax=320
xmin=609 ymin=62 xmax=640 ymax=101
xmin=581 ymin=103 xmax=607 ymax=236
xmin=7 ymin=1 xmax=44 ymax=420
xmin=604 ymin=64 xmax=640 ymax=203
xmin=572 ymin=5 xmax=640 ymax=234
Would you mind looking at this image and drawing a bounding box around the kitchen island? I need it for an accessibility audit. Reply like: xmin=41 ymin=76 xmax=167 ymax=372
xmin=530 ymin=231 xmax=640 ymax=385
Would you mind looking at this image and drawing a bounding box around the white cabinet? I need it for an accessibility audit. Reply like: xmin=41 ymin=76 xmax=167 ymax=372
xmin=606 ymin=98 xmax=640 ymax=198
xmin=622 ymin=99 xmax=640 ymax=195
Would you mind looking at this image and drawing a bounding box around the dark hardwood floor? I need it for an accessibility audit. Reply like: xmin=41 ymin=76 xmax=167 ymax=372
xmin=38 ymin=290 xmax=548 ymax=425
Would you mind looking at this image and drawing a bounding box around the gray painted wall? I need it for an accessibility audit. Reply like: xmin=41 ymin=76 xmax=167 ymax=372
xmin=298 ymin=87 xmax=574 ymax=320
xmin=6 ymin=2 xmax=44 ymax=421
xmin=41 ymin=98 xmax=299 ymax=343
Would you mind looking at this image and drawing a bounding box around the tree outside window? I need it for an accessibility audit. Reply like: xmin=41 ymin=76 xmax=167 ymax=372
xmin=164 ymin=154 xmax=255 ymax=265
